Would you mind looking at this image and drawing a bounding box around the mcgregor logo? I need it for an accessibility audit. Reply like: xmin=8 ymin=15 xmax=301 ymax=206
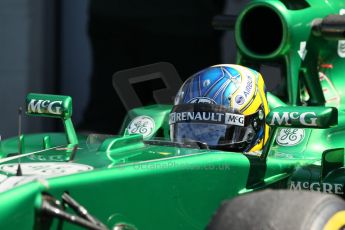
xmin=290 ymin=181 xmax=344 ymax=195
xmin=270 ymin=112 xmax=317 ymax=127
xmin=28 ymin=99 xmax=63 ymax=115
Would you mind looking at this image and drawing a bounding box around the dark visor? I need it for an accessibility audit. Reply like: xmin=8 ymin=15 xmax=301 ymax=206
xmin=170 ymin=104 xmax=261 ymax=151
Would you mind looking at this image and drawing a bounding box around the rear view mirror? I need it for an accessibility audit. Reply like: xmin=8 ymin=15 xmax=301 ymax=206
xmin=26 ymin=93 xmax=72 ymax=119
xmin=26 ymin=93 xmax=77 ymax=148
xmin=266 ymin=106 xmax=337 ymax=128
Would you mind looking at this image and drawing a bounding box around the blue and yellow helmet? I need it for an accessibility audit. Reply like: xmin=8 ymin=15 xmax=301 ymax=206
xmin=170 ymin=64 xmax=269 ymax=152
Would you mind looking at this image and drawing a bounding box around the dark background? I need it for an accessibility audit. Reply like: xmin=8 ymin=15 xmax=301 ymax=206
xmin=0 ymin=0 xmax=263 ymax=138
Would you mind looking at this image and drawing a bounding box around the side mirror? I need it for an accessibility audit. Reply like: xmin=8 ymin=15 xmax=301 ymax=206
xmin=266 ymin=106 xmax=338 ymax=128
xmin=26 ymin=93 xmax=72 ymax=119
xmin=26 ymin=93 xmax=77 ymax=147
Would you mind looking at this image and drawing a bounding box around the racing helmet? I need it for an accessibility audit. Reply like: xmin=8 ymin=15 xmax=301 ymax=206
xmin=170 ymin=64 xmax=269 ymax=152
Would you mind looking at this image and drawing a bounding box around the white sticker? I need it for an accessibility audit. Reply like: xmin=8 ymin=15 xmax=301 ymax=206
xmin=0 ymin=163 xmax=93 ymax=192
xmin=0 ymin=174 xmax=7 ymax=183
xmin=276 ymin=128 xmax=305 ymax=146
xmin=298 ymin=41 xmax=307 ymax=60
xmin=127 ymin=116 xmax=155 ymax=138
xmin=0 ymin=162 xmax=93 ymax=176
xmin=169 ymin=112 xmax=244 ymax=126
xmin=0 ymin=176 xmax=41 ymax=192
xmin=338 ymin=10 xmax=345 ymax=58
xmin=338 ymin=41 xmax=345 ymax=58
xmin=225 ymin=113 xmax=244 ymax=126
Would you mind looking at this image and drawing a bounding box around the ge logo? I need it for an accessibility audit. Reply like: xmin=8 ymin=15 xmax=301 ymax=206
xmin=276 ymin=128 xmax=305 ymax=146
xmin=127 ymin=116 xmax=155 ymax=139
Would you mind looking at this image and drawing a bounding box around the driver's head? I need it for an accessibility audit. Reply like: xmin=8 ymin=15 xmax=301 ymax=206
xmin=170 ymin=64 xmax=269 ymax=152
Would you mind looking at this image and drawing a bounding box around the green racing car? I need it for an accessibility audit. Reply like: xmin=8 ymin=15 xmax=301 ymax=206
xmin=1 ymin=0 xmax=345 ymax=229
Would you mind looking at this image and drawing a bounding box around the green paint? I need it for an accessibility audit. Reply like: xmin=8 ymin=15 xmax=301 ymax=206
xmin=1 ymin=1 xmax=345 ymax=228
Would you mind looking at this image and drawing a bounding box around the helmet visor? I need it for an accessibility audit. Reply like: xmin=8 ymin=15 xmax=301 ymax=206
xmin=170 ymin=104 xmax=260 ymax=151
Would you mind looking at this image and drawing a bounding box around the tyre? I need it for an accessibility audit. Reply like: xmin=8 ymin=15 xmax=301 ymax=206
xmin=207 ymin=190 xmax=345 ymax=230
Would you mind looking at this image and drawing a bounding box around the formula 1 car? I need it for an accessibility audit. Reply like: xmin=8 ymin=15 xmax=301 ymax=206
xmin=2 ymin=0 xmax=345 ymax=229
xmin=0 ymin=70 xmax=343 ymax=230
xmin=0 ymin=79 xmax=344 ymax=230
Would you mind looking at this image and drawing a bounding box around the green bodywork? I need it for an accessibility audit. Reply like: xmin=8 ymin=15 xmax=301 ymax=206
xmin=1 ymin=0 xmax=345 ymax=229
